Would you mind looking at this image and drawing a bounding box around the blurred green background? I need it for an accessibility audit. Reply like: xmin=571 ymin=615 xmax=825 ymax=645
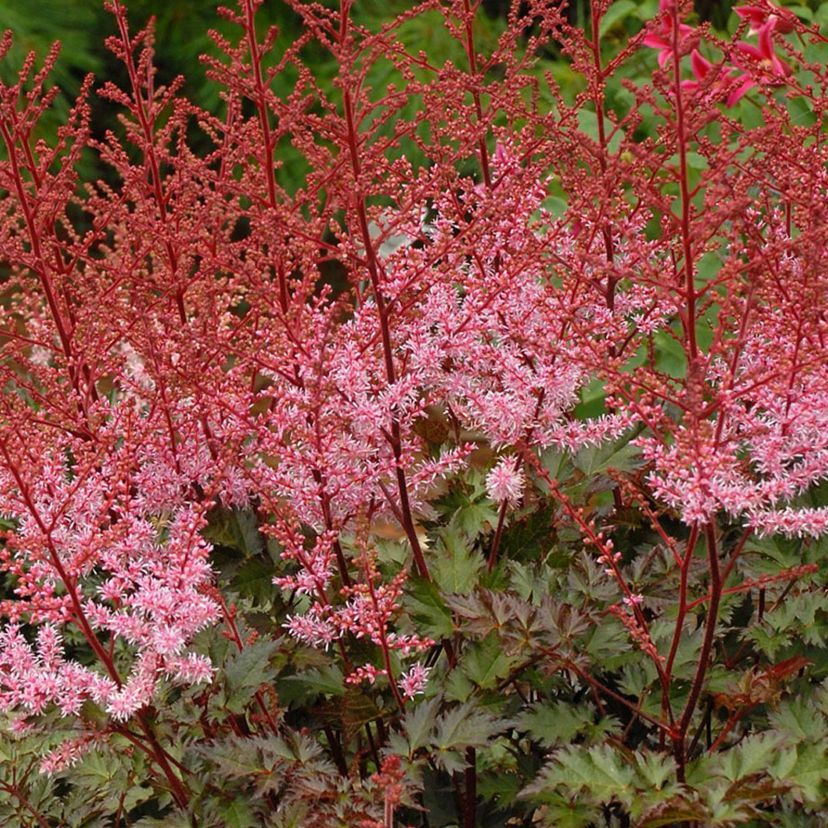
xmin=0 ymin=0 xmax=824 ymax=186
xmin=0 ymin=0 xmax=755 ymax=123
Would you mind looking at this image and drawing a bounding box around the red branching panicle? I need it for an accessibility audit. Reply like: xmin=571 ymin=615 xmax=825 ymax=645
xmin=0 ymin=0 xmax=826 ymax=818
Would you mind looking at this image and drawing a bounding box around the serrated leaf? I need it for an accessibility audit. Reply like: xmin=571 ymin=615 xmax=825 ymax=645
xmin=461 ymin=633 xmax=512 ymax=689
xmin=634 ymin=751 xmax=678 ymax=791
xmin=532 ymin=744 xmax=636 ymax=807
xmin=404 ymin=577 xmax=454 ymax=639
xmin=454 ymin=499 xmax=500 ymax=538
xmin=445 ymin=668 xmax=474 ymax=703
xmin=200 ymin=737 xmax=264 ymax=780
xmin=224 ymin=638 xmax=280 ymax=712
xmin=432 ymin=527 xmax=483 ymax=595
xmin=231 ymin=557 xmax=275 ymax=605
xmin=279 ymin=664 xmax=344 ymax=704
xmin=204 ymin=507 xmax=263 ymax=556
xmin=719 ymin=733 xmax=788 ymax=782
xmin=222 ymin=800 xmax=257 ymax=828
xmin=513 ymin=701 xmax=595 ymax=748
xmin=477 ymin=769 xmax=523 ymax=807
xmin=533 ymin=801 xmax=600 ymax=828
xmin=779 ymin=742 xmax=828 ymax=804
xmin=769 ymin=698 xmax=828 ymax=743
xmin=72 ymin=752 xmax=117 ymax=787
xmin=340 ymin=688 xmax=383 ymax=742
xmin=402 ymin=696 xmax=441 ymax=754
xmin=433 ymin=703 xmax=502 ymax=773
xmin=574 ymin=432 xmax=641 ymax=476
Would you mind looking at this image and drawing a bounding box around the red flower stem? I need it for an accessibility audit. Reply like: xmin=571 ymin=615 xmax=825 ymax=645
xmin=0 ymin=121 xmax=89 ymax=411
xmin=114 ymin=724 xmax=190 ymax=774
xmin=363 ymin=569 xmax=406 ymax=712
xmin=707 ymin=702 xmax=757 ymax=754
xmin=684 ymin=563 xmax=816 ymax=612
xmin=135 ymin=713 xmax=191 ymax=809
xmin=670 ymin=3 xmax=698 ymax=362
xmin=525 ymin=450 xmax=673 ymax=716
xmin=242 ymin=0 xmax=289 ymax=313
xmin=339 ymin=19 xmax=429 ymax=580
xmin=311 ymin=402 xmax=353 ymax=588
xmin=0 ymin=779 xmax=51 ymax=828
xmin=664 ymin=524 xmax=700 ymax=681
xmin=110 ymin=0 xmax=188 ymax=324
xmin=486 ymin=500 xmax=509 ymax=571
xmin=589 ymin=0 xmax=619 ymax=313
xmin=216 ymin=594 xmax=280 ymax=735
xmin=673 ymin=523 xmax=722 ymax=782
xmin=589 ymin=0 xmax=627 ymax=513
xmin=461 ymin=0 xmax=492 ymax=189
xmin=487 ymin=373 xmax=545 ymax=572
xmin=564 ymin=660 xmax=670 ymax=732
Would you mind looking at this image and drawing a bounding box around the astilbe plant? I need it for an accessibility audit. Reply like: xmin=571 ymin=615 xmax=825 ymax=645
xmin=0 ymin=0 xmax=827 ymax=825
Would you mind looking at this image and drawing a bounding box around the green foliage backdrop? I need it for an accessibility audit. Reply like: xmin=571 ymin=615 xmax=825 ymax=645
xmin=0 ymin=0 xmax=752 ymax=140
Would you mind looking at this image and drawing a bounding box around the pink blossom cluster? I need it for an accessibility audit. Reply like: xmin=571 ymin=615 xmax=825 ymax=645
xmin=639 ymin=221 xmax=828 ymax=533
xmin=0 ymin=0 xmax=825 ymax=786
xmin=486 ymin=457 xmax=525 ymax=505
xmin=39 ymin=733 xmax=102 ymax=775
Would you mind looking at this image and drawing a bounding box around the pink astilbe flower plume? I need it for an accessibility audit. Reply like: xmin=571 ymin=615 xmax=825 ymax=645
xmin=0 ymin=0 xmax=825 ymax=813
xmin=486 ymin=458 xmax=525 ymax=505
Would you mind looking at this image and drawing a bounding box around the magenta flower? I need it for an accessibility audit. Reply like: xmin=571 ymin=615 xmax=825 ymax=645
xmin=681 ymin=49 xmax=755 ymax=108
xmin=680 ymin=2 xmax=794 ymax=109
xmin=725 ymin=73 xmax=760 ymax=107
xmin=734 ymin=3 xmax=797 ymax=35
xmin=736 ymin=19 xmax=791 ymax=76
xmin=727 ymin=12 xmax=792 ymax=102
xmin=643 ymin=2 xmax=694 ymax=69
xmin=681 ymin=49 xmax=719 ymax=93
